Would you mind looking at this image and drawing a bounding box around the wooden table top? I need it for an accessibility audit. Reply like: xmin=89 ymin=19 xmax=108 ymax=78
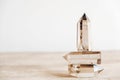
xmin=0 ymin=51 xmax=120 ymax=80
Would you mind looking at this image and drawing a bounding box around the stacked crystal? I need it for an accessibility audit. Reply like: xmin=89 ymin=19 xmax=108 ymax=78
xmin=64 ymin=13 xmax=103 ymax=77
xmin=64 ymin=51 xmax=103 ymax=77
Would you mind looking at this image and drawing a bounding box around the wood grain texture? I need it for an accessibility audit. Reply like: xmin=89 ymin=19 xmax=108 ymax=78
xmin=0 ymin=51 xmax=120 ymax=80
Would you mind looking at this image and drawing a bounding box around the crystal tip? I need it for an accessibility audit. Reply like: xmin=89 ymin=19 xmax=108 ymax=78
xmin=82 ymin=13 xmax=87 ymax=20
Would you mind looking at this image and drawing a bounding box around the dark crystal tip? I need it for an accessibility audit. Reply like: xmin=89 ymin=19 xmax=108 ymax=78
xmin=82 ymin=13 xmax=87 ymax=20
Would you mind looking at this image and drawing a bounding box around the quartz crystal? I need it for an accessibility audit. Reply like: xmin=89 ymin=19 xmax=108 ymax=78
xmin=63 ymin=13 xmax=103 ymax=78
xmin=64 ymin=51 xmax=103 ymax=77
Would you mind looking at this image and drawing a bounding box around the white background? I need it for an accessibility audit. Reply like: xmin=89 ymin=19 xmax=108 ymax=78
xmin=0 ymin=0 xmax=120 ymax=52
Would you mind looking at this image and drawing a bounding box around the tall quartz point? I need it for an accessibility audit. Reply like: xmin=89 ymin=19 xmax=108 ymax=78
xmin=63 ymin=13 xmax=103 ymax=77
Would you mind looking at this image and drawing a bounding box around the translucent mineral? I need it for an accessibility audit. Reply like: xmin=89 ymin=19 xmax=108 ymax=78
xmin=63 ymin=51 xmax=103 ymax=77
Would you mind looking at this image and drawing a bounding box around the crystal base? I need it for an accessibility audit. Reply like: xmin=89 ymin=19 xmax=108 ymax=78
xmin=68 ymin=64 xmax=103 ymax=77
xmin=64 ymin=51 xmax=103 ymax=77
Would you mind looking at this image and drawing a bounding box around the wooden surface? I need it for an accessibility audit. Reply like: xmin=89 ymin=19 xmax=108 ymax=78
xmin=0 ymin=51 xmax=120 ymax=80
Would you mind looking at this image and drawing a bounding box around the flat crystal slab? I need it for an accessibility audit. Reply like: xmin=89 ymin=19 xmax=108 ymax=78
xmin=64 ymin=51 xmax=103 ymax=77
xmin=68 ymin=64 xmax=103 ymax=77
xmin=64 ymin=51 xmax=101 ymax=64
